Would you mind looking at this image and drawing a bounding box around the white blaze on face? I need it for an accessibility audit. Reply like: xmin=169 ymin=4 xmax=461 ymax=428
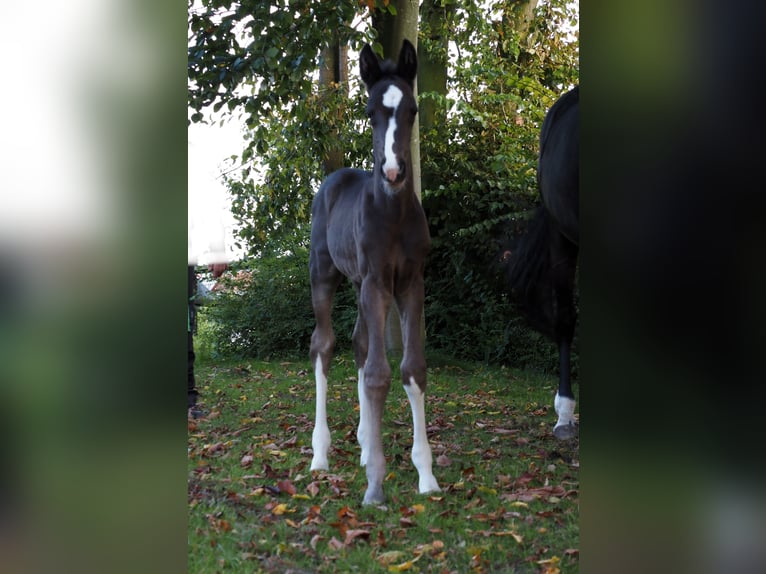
xmin=381 ymin=84 xmax=403 ymax=180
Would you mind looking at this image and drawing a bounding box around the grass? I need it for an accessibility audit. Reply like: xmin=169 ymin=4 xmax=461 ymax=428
xmin=188 ymin=351 xmax=579 ymax=573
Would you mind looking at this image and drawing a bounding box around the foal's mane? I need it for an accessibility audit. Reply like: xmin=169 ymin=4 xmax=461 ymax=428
xmin=377 ymin=59 xmax=399 ymax=78
xmin=366 ymin=60 xmax=408 ymax=93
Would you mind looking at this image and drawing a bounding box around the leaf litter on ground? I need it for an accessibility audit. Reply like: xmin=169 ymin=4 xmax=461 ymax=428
xmin=188 ymin=355 xmax=578 ymax=573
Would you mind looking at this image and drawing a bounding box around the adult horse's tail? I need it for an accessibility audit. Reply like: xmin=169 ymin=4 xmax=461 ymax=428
xmin=504 ymin=206 xmax=556 ymax=340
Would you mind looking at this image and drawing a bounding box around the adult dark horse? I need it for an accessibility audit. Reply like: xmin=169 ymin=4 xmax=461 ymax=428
xmin=505 ymin=86 xmax=579 ymax=440
xmin=309 ymin=40 xmax=440 ymax=505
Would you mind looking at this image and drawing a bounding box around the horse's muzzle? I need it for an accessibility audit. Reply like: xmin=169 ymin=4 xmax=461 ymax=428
xmin=383 ymin=160 xmax=406 ymax=186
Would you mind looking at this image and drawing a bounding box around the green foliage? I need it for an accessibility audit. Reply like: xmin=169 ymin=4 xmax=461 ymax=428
xmin=420 ymin=0 xmax=578 ymax=370
xmin=226 ymin=86 xmax=372 ymax=256
xmin=188 ymin=1 xmax=365 ymax=118
xmin=203 ymin=250 xmax=358 ymax=360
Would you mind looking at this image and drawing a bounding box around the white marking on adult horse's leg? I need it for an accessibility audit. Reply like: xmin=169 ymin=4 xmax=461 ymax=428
xmin=356 ymin=367 xmax=370 ymax=467
xmin=404 ymin=377 xmax=441 ymax=494
xmin=553 ymin=392 xmax=577 ymax=440
xmin=382 ymin=84 xmax=403 ymax=183
xmin=311 ymin=355 xmax=331 ymax=470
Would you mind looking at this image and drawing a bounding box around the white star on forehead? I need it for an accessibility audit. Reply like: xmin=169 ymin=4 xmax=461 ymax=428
xmin=382 ymin=85 xmax=403 ymax=109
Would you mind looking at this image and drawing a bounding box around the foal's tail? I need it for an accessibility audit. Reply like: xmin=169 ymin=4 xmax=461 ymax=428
xmin=504 ymin=205 xmax=555 ymax=339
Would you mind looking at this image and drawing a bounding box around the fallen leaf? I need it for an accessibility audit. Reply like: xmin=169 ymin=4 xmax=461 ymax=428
xmin=328 ymin=537 xmax=344 ymax=551
xmin=271 ymin=503 xmax=288 ymax=515
xmin=377 ymin=550 xmax=406 ymax=566
xmin=310 ymin=534 xmax=323 ymax=550
xmin=344 ymin=529 xmax=370 ymax=546
xmin=498 ymin=531 xmax=524 ymax=544
xmin=277 ymin=479 xmax=297 ymax=495
xmin=388 ymin=553 xmax=422 ymax=572
xmin=436 ymin=454 xmax=452 ymax=467
xmin=400 ymin=504 xmax=425 ymax=517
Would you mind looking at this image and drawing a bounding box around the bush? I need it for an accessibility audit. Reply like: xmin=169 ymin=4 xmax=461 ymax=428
xmin=199 ymin=247 xmax=576 ymax=378
xmin=424 ymin=245 xmax=567 ymax=374
xmin=204 ymin=249 xmax=358 ymax=360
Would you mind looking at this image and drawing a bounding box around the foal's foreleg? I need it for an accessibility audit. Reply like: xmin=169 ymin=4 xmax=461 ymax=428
xmin=351 ymin=311 xmax=370 ymax=467
xmin=398 ymin=285 xmax=440 ymax=495
xmin=359 ymin=278 xmax=392 ymax=505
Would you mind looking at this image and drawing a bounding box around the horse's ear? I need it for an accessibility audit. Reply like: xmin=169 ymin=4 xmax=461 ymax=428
xmin=359 ymin=44 xmax=381 ymax=91
xmin=396 ymin=39 xmax=417 ymax=87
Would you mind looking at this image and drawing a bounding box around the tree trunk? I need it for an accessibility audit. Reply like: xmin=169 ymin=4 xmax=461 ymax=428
xmin=319 ymin=39 xmax=348 ymax=176
xmin=499 ymin=0 xmax=539 ymax=69
xmin=418 ymin=0 xmax=452 ymax=195
xmin=418 ymin=0 xmax=450 ymax=133
xmin=494 ymin=0 xmax=539 ymax=122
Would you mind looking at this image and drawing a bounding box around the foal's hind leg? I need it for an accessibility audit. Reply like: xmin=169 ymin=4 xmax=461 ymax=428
xmin=397 ymin=282 xmax=440 ymax=495
xmin=309 ymin=264 xmax=342 ymax=471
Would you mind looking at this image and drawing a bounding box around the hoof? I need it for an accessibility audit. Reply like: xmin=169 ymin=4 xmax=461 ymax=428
xmin=310 ymin=458 xmax=329 ymax=471
xmin=362 ymin=487 xmax=385 ymax=506
xmin=418 ymin=477 xmax=441 ymax=495
xmin=553 ymin=422 xmax=578 ymax=441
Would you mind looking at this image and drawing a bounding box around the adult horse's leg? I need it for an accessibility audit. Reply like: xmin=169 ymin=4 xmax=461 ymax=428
xmin=550 ymin=235 xmax=579 ymax=440
xmin=309 ymin=260 xmax=342 ymax=471
xmin=397 ymin=281 xmax=440 ymax=494
xmin=359 ymin=275 xmax=393 ymax=505
xmin=554 ymin=340 xmax=577 ymax=440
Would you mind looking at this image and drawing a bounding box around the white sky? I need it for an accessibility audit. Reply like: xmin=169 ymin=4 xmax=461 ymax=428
xmin=188 ymin=119 xmax=246 ymax=262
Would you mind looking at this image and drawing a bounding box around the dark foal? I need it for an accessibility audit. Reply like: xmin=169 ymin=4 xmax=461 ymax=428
xmin=308 ymin=40 xmax=440 ymax=505
xmin=505 ymin=86 xmax=579 ymax=440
